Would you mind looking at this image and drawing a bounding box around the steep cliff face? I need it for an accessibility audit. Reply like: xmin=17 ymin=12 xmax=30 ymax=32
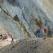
xmin=0 ymin=0 xmax=53 ymax=38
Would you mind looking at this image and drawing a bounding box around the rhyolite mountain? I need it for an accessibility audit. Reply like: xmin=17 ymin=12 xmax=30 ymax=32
xmin=0 ymin=0 xmax=53 ymax=53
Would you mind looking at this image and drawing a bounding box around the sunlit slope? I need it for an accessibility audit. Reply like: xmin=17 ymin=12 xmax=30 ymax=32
xmin=40 ymin=0 xmax=53 ymax=22
xmin=42 ymin=0 xmax=53 ymax=11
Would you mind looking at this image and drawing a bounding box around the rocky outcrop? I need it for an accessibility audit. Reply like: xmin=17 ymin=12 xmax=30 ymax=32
xmin=0 ymin=38 xmax=37 ymax=53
